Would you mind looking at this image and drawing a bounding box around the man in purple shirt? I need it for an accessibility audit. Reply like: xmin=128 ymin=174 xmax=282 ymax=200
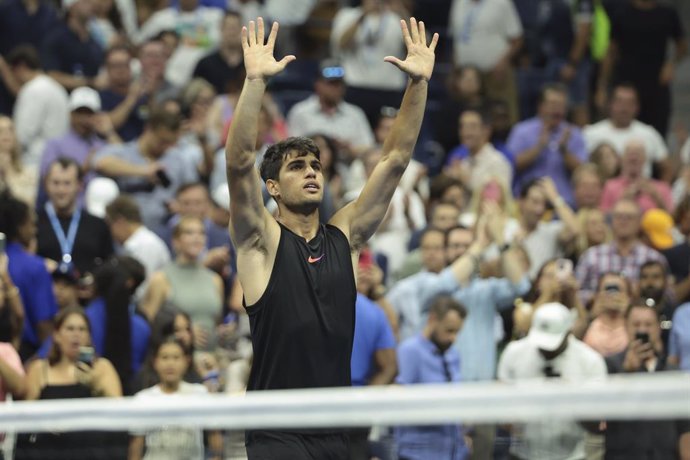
xmin=38 ymin=87 xmax=121 ymax=202
xmin=508 ymin=83 xmax=587 ymax=207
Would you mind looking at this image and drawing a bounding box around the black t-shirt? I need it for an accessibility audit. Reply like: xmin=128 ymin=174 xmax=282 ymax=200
xmin=610 ymin=3 xmax=684 ymax=84
xmin=37 ymin=207 xmax=114 ymax=275
xmin=40 ymin=24 xmax=103 ymax=77
xmin=245 ymin=223 xmax=356 ymax=393
xmin=663 ymin=242 xmax=690 ymax=302
xmin=192 ymin=51 xmax=243 ymax=95
xmin=99 ymin=89 xmax=147 ymax=142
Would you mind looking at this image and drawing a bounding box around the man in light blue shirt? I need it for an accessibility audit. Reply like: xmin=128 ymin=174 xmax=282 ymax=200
xmin=395 ymin=295 xmax=469 ymax=460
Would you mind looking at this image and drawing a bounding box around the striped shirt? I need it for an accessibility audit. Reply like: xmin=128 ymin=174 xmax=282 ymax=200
xmin=576 ymin=242 xmax=667 ymax=304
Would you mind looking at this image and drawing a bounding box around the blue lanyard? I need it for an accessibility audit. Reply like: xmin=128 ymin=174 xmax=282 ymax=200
xmin=45 ymin=202 xmax=82 ymax=265
xmin=460 ymin=0 xmax=483 ymax=43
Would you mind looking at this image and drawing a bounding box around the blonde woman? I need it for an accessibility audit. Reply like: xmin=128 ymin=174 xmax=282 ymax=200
xmin=569 ymin=207 xmax=612 ymax=259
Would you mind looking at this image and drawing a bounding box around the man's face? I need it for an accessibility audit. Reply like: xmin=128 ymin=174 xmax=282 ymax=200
xmin=610 ymin=88 xmax=638 ymax=126
xmin=596 ymin=274 xmax=630 ymax=314
xmin=315 ymin=79 xmax=345 ymax=106
xmin=46 ymin=164 xmax=81 ymax=212
xmin=221 ymin=14 xmax=242 ymax=49
xmin=446 ymin=228 xmax=473 ymax=263
xmin=420 ymin=230 xmax=447 ymax=273
xmin=105 ymin=49 xmax=132 ymax=88
xmin=431 ymin=204 xmax=460 ymax=231
xmin=574 ymin=171 xmax=602 ymax=209
xmin=147 ymin=127 xmax=179 ymax=158
xmin=459 ymin=111 xmax=488 ymax=152
xmin=139 ymin=42 xmax=166 ymax=78
xmin=520 ymin=186 xmax=547 ymax=226
xmin=268 ymin=151 xmax=324 ymax=210
xmin=539 ymin=89 xmax=568 ymax=129
xmin=54 ymin=279 xmax=79 ymax=309
xmin=177 ymin=186 xmax=209 ymax=220
xmin=621 ymin=142 xmax=646 ymax=178
xmin=70 ymin=108 xmax=96 ymax=137
xmin=611 ymin=201 xmax=641 ymax=241
xmin=639 ymin=264 xmax=666 ymax=301
xmin=430 ymin=310 xmax=464 ymax=352
xmin=626 ymin=306 xmax=660 ymax=345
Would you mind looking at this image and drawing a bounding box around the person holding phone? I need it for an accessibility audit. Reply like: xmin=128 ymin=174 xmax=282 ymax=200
xmin=17 ymin=307 xmax=123 ymax=459
xmin=604 ymin=301 xmax=690 ymax=460
xmin=582 ymin=272 xmax=633 ymax=357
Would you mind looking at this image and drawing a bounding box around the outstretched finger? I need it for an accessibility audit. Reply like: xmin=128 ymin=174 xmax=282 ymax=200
xmin=267 ymin=21 xmax=279 ymax=50
xmin=384 ymin=56 xmax=405 ymax=71
xmin=277 ymin=55 xmax=297 ymax=70
xmin=429 ymin=32 xmax=439 ymax=51
xmin=257 ymin=17 xmax=265 ymax=45
xmin=399 ymin=19 xmax=412 ymax=48
xmin=419 ymin=20 xmax=427 ymax=46
xmin=241 ymin=26 xmax=249 ymax=50
xmin=248 ymin=20 xmax=256 ymax=46
xmin=409 ymin=17 xmax=420 ymax=43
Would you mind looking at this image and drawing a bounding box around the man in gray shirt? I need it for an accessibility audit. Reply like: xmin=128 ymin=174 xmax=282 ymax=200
xmin=94 ymin=109 xmax=198 ymax=232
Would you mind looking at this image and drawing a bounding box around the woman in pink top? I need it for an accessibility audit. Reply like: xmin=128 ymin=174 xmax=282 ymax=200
xmin=600 ymin=139 xmax=673 ymax=213
xmin=583 ymin=273 xmax=632 ymax=356
xmin=0 ymin=253 xmax=26 ymax=402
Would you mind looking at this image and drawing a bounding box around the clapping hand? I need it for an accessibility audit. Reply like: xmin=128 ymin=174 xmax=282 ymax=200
xmin=384 ymin=18 xmax=438 ymax=82
xmin=242 ymin=18 xmax=296 ymax=81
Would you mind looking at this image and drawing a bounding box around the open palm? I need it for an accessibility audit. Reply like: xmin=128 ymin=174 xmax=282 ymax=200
xmin=384 ymin=18 xmax=439 ymax=82
xmin=242 ymin=17 xmax=295 ymax=81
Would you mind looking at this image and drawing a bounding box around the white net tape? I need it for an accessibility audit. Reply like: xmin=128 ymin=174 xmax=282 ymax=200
xmin=2 ymin=373 xmax=689 ymax=433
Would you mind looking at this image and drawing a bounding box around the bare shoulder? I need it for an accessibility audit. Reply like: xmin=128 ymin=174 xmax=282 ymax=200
xmin=328 ymin=202 xmax=356 ymax=247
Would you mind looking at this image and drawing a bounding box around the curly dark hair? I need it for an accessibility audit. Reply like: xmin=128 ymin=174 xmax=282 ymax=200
xmin=259 ymin=136 xmax=320 ymax=182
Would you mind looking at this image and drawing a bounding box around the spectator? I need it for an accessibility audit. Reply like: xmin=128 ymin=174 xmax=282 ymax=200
xmin=571 ymin=207 xmax=611 ymax=260
xmin=37 ymin=157 xmax=114 ymax=276
xmin=93 ymin=109 xmax=199 ymax=232
xmin=0 ymin=0 xmax=59 ymax=57
xmin=0 ymin=192 xmax=58 ymax=360
xmin=600 ymin=139 xmax=673 ymax=213
xmin=105 ymin=195 xmax=171 ymax=296
xmin=99 ymin=46 xmax=148 ymax=142
xmin=583 ymin=272 xmax=632 ymax=357
xmin=135 ymin=0 xmax=224 ymax=88
xmin=444 ymin=108 xmax=513 ymax=192
xmin=603 ymin=301 xmax=690 ymax=459
xmin=669 ymin=301 xmax=690 ymax=372
xmin=663 ymin=196 xmax=690 ymax=304
xmin=575 ymin=198 xmax=667 ymax=303
xmin=51 ymin=264 xmax=81 ymax=311
xmin=40 ymin=0 xmax=104 ymax=91
xmin=129 ymin=336 xmax=223 ymax=460
xmin=349 ymin=292 xmax=397 ymax=459
xmin=142 ymin=216 xmax=223 ymax=352
xmin=589 ymin=142 xmax=620 ymax=181
xmin=395 ymin=295 xmax=470 ymax=460
xmin=0 ymin=282 xmax=26 ymax=399
xmin=508 ymin=83 xmax=587 ymax=207
xmin=516 ymin=178 xmax=580 ymax=279
xmin=178 ymin=78 xmax=218 ymax=179
xmin=287 ymin=59 xmax=375 ymax=165
xmin=193 ymin=11 xmax=245 ymax=96
xmin=7 ymin=45 xmax=69 ymax=168
xmin=0 ymin=251 xmax=25 ymax=349
xmin=572 ymin=163 xmax=603 ymax=211
xmin=39 ymin=87 xmax=121 ymax=193
xmin=330 ymin=0 xmax=407 ymax=127
xmin=135 ymin=39 xmax=180 ymax=106
xmin=638 ymin=260 xmax=675 ymax=349
xmin=0 ymin=115 xmax=38 ymax=205
xmin=597 ymin=0 xmax=687 ymax=136
xmin=584 ymin=83 xmax=671 ymax=181
xmin=449 ymin=0 xmax=523 ymax=123
xmin=18 ymin=307 xmax=123 ymax=459
xmin=498 ymin=302 xmax=607 ymax=460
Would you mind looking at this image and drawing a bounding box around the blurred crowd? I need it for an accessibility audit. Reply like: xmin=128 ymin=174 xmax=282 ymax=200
xmin=0 ymin=0 xmax=689 ymax=459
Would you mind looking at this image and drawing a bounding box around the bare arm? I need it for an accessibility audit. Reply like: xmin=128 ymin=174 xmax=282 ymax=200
xmin=0 ymin=355 xmax=26 ymax=399
xmin=681 ymin=431 xmax=690 ymax=460
xmin=93 ymin=358 xmax=123 ymax=397
xmin=225 ymin=18 xmax=294 ymax=249
xmin=95 ymin=155 xmax=156 ymax=179
xmin=141 ymin=272 xmax=169 ymax=322
xmin=337 ymin=11 xmax=367 ymax=50
xmin=128 ymin=436 xmax=145 ymax=460
xmin=330 ymin=18 xmax=438 ymax=249
xmin=24 ymin=360 xmax=45 ymax=400
xmin=539 ymin=177 xmax=580 ymax=244
xmin=206 ymin=431 xmax=224 ymax=460
xmin=108 ymin=85 xmax=143 ymax=129
xmin=369 ymin=348 xmax=397 ymax=385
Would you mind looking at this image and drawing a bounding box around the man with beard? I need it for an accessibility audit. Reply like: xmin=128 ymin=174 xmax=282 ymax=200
xmin=394 ymin=295 xmax=469 ymax=460
xmin=638 ymin=260 xmax=674 ymax=349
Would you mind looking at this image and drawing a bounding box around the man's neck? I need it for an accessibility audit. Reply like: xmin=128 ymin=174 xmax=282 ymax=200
xmin=122 ymin=222 xmax=141 ymax=244
xmin=615 ymin=237 xmax=637 ymax=255
xmin=319 ymin=98 xmax=338 ymax=114
xmin=220 ymin=46 xmax=242 ymax=64
xmin=611 ymin=118 xmax=632 ymax=129
xmin=469 ymin=142 xmax=488 ymax=157
xmin=276 ymin=208 xmax=320 ymax=241
xmin=52 ymin=201 xmax=77 ymax=218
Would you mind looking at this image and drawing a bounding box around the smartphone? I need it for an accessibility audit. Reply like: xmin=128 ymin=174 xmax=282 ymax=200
xmin=635 ymin=332 xmax=649 ymax=344
xmin=78 ymin=346 xmax=95 ymax=366
xmin=0 ymin=232 xmax=5 ymax=254
xmin=555 ymin=258 xmax=572 ymax=280
xmin=156 ymin=169 xmax=171 ymax=188
xmin=604 ymin=283 xmax=621 ymax=293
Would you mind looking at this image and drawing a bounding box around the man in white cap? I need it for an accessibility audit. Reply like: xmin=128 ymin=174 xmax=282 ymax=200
xmin=498 ymin=302 xmax=607 ymax=460
xmin=39 ymin=86 xmax=121 ymax=199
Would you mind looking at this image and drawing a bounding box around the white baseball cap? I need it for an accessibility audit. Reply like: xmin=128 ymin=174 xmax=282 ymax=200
xmin=527 ymin=302 xmax=574 ymax=351
xmin=85 ymin=178 xmax=119 ymax=218
xmin=69 ymin=87 xmax=101 ymax=112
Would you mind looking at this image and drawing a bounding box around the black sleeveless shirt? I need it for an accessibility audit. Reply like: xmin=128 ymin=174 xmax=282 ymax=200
xmin=245 ymin=223 xmax=356 ymax=391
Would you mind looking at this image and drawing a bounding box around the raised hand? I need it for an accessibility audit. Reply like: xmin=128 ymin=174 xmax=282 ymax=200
xmin=384 ymin=18 xmax=438 ymax=82
xmin=242 ymin=17 xmax=296 ymax=81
